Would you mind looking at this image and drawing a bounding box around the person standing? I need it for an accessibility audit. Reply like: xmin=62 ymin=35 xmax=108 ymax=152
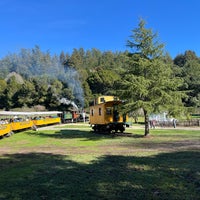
xmin=172 ymin=118 xmax=176 ymax=128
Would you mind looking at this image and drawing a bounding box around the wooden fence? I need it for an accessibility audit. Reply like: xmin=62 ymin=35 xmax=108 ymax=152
xmin=157 ymin=119 xmax=200 ymax=127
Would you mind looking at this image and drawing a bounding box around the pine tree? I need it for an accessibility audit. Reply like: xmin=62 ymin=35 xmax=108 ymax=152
xmin=117 ymin=19 xmax=185 ymax=136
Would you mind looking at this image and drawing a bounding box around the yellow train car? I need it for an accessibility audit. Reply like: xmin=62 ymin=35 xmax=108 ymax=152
xmin=31 ymin=111 xmax=61 ymax=127
xmin=0 ymin=123 xmax=12 ymax=137
xmin=11 ymin=120 xmax=34 ymax=131
xmin=90 ymin=96 xmax=128 ymax=133
xmin=33 ymin=116 xmax=61 ymax=126
xmin=0 ymin=111 xmax=62 ymax=138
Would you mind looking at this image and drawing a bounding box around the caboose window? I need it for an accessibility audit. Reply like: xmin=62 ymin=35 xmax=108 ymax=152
xmin=99 ymin=108 xmax=102 ymax=115
xmin=91 ymin=109 xmax=94 ymax=116
xmin=100 ymin=97 xmax=105 ymax=103
xmin=106 ymin=107 xmax=112 ymax=115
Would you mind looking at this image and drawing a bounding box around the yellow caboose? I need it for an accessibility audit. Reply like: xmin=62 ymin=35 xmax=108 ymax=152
xmin=90 ymin=96 xmax=128 ymax=133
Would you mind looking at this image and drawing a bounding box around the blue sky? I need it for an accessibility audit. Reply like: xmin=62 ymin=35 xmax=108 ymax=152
xmin=0 ymin=0 xmax=200 ymax=58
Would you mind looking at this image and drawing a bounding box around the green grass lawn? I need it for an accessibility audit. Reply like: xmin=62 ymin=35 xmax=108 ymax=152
xmin=0 ymin=125 xmax=199 ymax=200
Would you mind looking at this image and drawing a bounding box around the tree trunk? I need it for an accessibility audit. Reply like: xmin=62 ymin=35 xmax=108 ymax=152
xmin=144 ymin=109 xmax=150 ymax=136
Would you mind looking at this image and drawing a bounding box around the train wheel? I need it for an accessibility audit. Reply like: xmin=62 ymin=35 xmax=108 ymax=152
xmin=120 ymin=127 xmax=125 ymax=133
xmin=93 ymin=125 xmax=101 ymax=133
xmin=107 ymin=128 xmax=112 ymax=134
xmin=93 ymin=125 xmax=97 ymax=132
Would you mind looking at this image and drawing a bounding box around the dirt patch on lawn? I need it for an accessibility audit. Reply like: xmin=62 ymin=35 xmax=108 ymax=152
xmin=1 ymin=139 xmax=199 ymax=156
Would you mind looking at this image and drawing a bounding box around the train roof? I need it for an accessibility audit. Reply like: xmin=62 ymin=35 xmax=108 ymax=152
xmin=104 ymin=100 xmax=122 ymax=105
xmin=0 ymin=111 xmax=62 ymax=116
xmin=90 ymin=100 xmax=123 ymax=107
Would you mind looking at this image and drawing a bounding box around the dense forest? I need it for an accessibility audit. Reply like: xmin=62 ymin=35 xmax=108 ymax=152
xmin=0 ymin=22 xmax=199 ymax=116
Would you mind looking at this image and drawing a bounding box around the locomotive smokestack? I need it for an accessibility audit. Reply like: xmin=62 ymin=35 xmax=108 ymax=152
xmin=59 ymin=98 xmax=79 ymax=110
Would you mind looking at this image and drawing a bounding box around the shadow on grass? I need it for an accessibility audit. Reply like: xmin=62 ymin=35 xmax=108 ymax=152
xmin=0 ymin=151 xmax=199 ymax=200
xmin=25 ymin=129 xmax=144 ymax=141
